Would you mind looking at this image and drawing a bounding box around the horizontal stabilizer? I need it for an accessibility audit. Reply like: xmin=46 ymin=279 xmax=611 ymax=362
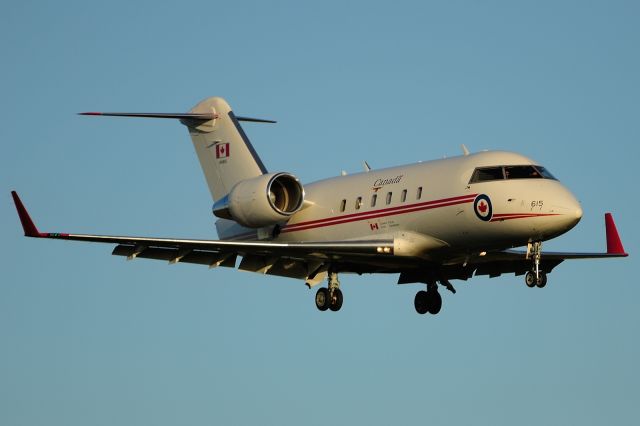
xmin=234 ymin=116 xmax=277 ymax=124
xmin=79 ymin=112 xmax=216 ymax=120
xmin=79 ymin=112 xmax=276 ymax=123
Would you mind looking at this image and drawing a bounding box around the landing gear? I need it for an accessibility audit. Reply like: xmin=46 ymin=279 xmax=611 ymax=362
xmin=414 ymin=291 xmax=429 ymax=314
xmin=329 ymin=288 xmax=343 ymax=311
xmin=536 ymin=272 xmax=547 ymax=288
xmin=414 ymin=283 xmax=442 ymax=315
xmin=525 ymin=271 xmax=537 ymax=288
xmin=525 ymin=270 xmax=547 ymax=288
xmin=315 ymin=271 xmax=343 ymax=312
xmin=315 ymin=287 xmax=330 ymax=311
xmin=525 ymin=241 xmax=549 ymax=288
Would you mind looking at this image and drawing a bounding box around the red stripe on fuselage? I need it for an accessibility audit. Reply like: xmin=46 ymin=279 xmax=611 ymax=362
xmin=281 ymin=194 xmax=478 ymax=234
xmin=490 ymin=213 xmax=560 ymax=222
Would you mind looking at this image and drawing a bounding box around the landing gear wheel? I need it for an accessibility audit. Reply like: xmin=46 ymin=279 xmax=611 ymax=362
xmin=414 ymin=291 xmax=429 ymax=314
xmin=525 ymin=271 xmax=537 ymax=288
xmin=427 ymin=291 xmax=442 ymax=315
xmin=329 ymin=288 xmax=343 ymax=311
xmin=536 ymin=272 xmax=547 ymax=288
xmin=315 ymin=287 xmax=330 ymax=311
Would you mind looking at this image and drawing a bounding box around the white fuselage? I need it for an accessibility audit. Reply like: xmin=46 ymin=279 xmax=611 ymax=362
xmin=267 ymin=151 xmax=582 ymax=257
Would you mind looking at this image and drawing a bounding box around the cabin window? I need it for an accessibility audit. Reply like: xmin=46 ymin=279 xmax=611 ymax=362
xmin=355 ymin=197 xmax=363 ymax=210
xmin=386 ymin=192 xmax=392 ymax=205
xmin=371 ymin=193 xmax=377 ymax=207
xmin=469 ymin=167 xmax=504 ymax=183
xmin=417 ymin=186 xmax=422 ymax=200
xmin=340 ymin=199 xmax=346 ymax=212
xmin=401 ymin=189 xmax=407 ymax=202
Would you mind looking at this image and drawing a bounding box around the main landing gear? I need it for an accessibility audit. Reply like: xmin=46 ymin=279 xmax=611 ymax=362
xmin=525 ymin=241 xmax=548 ymax=288
xmin=315 ymin=272 xmax=343 ymax=312
xmin=413 ymin=279 xmax=456 ymax=315
xmin=414 ymin=283 xmax=442 ymax=315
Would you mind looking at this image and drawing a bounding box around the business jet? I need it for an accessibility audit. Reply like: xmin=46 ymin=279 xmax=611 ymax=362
xmin=11 ymin=97 xmax=628 ymax=315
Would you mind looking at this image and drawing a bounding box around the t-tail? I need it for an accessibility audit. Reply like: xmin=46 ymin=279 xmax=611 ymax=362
xmin=80 ymin=97 xmax=274 ymax=202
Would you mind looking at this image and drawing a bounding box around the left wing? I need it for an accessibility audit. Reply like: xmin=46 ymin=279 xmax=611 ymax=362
xmin=467 ymin=213 xmax=627 ymax=279
xmin=11 ymin=191 xmax=405 ymax=284
xmin=397 ymin=213 xmax=628 ymax=284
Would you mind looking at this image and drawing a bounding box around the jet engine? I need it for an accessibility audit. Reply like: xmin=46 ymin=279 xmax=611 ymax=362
xmin=212 ymin=172 xmax=305 ymax=228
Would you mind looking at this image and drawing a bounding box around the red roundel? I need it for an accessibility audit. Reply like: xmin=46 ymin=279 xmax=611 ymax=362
xmin=474 ymin=194 xmax=493 ymax=221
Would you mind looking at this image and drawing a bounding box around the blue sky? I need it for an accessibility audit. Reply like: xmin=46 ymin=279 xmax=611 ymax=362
xmin=1 ymin=1 xmax=638 ymax=424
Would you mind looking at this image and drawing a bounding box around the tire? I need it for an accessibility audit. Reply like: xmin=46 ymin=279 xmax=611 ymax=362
xmin=315 ymin=287 xmax=330 ymax=311
xmin=536 ymin=272 xmax=547 ymax=288
xmin=525 ymin=271 xmax=536 ymax=288
xmin=414 ymin=291 xmax=429 ymax=314
xmin=330 ymin=288 xmax=343 ymax=311
xmin=427 ymin=291 xmax=442 ymax=315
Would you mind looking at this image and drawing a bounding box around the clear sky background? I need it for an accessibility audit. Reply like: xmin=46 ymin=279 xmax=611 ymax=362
xmin=1 ymin=1 xmax=638 ymax=425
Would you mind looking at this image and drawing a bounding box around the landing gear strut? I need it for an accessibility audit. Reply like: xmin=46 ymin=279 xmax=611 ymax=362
xmin=525 ymin=241 xmax=548 ymax=288
xmin=315 ymin=271 xmax=343 ymax=312
xmin=414 ymin=282 xmax=442 ymax=315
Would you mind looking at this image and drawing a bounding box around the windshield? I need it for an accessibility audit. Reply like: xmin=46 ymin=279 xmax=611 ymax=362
xmin=470 ymin=165 xmax=557 ymax=183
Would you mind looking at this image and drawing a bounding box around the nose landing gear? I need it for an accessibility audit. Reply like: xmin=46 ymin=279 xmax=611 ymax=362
xmin=525 ymin=241 xmax=548 ymax=288
xmin=525 ymin=270 xmax=547 ymax=288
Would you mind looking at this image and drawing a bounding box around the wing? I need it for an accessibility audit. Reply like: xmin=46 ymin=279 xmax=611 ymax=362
xmin=396 ymin=213 xmax=628 ymax=284
xmin=464 ymin=213 xmax=627 ymax=279
xmin=11 ymin=191 xmax=406 ymax=285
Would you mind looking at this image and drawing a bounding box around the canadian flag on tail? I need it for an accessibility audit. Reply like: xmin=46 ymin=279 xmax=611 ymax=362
xmin=216 ymin=143 xmax=230 ymax=159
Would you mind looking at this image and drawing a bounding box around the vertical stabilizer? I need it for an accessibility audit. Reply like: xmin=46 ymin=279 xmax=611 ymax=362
xmin=184 ymin=97 xmax=267 ymax=202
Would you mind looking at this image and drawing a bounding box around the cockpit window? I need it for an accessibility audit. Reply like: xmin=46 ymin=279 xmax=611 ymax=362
xmin=534 ymin=166 xmax=557 ymax=180
xmin=504 ymin=165 xmax=541 ymax=179
xmin=470 ymin=167 xmax=504 ymax=183
xmin=469 ymin=165 xmax=558 ymax=183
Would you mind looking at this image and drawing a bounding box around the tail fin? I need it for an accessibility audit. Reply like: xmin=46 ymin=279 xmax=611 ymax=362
xmin=80 ymin=97 xmax=272 ymax=202
xmin=185 ymin=97 xmax=268 ymax=202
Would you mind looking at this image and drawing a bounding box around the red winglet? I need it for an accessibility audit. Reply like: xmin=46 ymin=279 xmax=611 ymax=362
xmin=11 ymin=191 xmax=44 ymax=237
xmin=605 ymin=213 xmax=626 ymax=255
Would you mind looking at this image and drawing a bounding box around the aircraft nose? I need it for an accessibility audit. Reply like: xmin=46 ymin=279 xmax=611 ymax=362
xmin=562 ymin=191 xmax=582 ymax=229
xmin=569 ymin=190 xmax=582 ymax=220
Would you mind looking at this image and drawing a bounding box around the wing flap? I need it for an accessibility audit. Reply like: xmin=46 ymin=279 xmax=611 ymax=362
xmin=112 ymin=244 xmax=239 ymax=267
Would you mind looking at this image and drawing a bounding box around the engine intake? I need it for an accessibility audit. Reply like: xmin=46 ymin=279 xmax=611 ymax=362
xmin=213 ymin=172 xmax=305 ymax=228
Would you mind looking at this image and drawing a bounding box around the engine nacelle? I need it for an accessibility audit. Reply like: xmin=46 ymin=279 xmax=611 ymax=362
xmin=212 ymin=172 xmax=305 ymax=228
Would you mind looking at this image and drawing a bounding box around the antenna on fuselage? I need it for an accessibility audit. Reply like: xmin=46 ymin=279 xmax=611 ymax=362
xmin=461 ymin=144 xmax=470 ymax=156
xmin=363 ymin=161 xmax=372 ymax=172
